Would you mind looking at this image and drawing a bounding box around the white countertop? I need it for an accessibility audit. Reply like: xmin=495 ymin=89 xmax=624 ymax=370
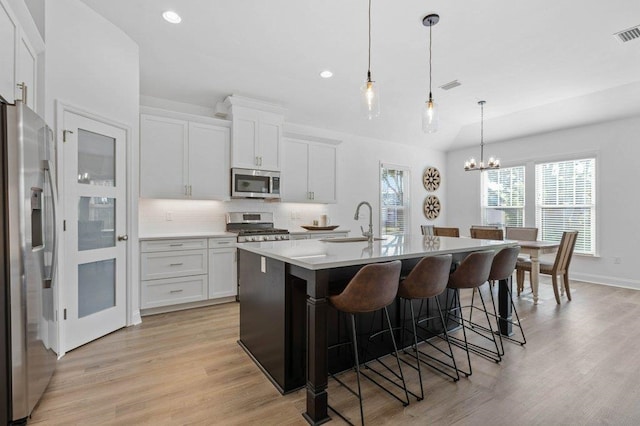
xmin=139 ymin=232 xmax=236 ymax=240
xmin=237 ymin=234 xmax=516 ymax=270
xmin=289 ymin=229 xmax=350 ymax=235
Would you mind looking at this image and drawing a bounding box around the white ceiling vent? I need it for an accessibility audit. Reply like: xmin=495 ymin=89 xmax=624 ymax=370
xmin=439 ymin=80 xmax=461 ymax=90
xmin=614 ymin=26 xmax=640 ymax=42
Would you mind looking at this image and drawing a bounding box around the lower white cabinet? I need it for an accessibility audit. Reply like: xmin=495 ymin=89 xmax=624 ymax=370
xmin=209 ymin=244 xmax=237 ymax=299
xmin=141 ymin=236 xmax=237 ymax=311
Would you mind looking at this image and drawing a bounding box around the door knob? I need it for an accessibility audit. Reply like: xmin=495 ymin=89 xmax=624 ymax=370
xmin=118 ymin=235 xmax=129 ymax=241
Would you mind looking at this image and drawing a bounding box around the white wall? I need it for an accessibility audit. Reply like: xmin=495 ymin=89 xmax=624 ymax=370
xmin=45 ymin=0 xmax=141 ymax=338
xmin=138 ymin=98 xmax=447 ymax=239
xmin=446 ymin=116 xmax=640 ymax=289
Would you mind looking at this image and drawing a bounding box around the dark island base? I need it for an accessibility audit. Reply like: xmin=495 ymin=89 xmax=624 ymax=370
xmin=237 ymin=250 xmax=468 ymax=394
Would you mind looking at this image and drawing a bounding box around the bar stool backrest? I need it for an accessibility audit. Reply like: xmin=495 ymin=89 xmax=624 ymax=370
xmin=398 ymin=255 xmax=453 ymax=300
xmin=505 ymin=226 xmax=538 ymax=241
xmin=329 ymin=260 xmax=402 ymax=314
xmin=470 ymin=228 xmax=504 ymax=240
xmin=448 ymin=250 xmax=495 ymax=289
xmin=433 ymin=227 xmax=460 ymax=237
xmin=489 ymin=246 xmax=521 ymax=281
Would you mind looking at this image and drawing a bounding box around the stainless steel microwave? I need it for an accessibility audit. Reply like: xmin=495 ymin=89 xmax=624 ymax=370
xmin=231 ymin=168 xmax=281 ymax=199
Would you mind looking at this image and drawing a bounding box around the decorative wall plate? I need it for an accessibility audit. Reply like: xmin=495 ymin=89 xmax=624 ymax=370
xmin=423 ymin=167 xmax=441 ymax=192
xmin=423 ymin=195 xmax=441 ymax=220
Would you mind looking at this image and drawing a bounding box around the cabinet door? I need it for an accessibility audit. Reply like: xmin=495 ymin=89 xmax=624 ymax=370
xmin=188 ymin=122 xmax=230 ymax=200
xmin=258 ymin=111 xmax=282 ymax=170
xmin=140 ymin=115 xmax=188 ymax=198
xmin=308 ymin=144 xmax=337 ymax=203
xmin=15 ymin=31 xmax=36 ymax=109
xmin=281 ymin=139 xmax=310 ymax=202
xmin=231 ymin=107 xmax=259 ymax=169
xmin=209 ymin=248 xmax=237 ymax=298
xmin=0 ymin=1 xmax=17 ymax=103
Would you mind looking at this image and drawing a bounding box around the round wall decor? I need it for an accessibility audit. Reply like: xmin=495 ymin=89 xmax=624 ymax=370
xmin=423 ymin=167 xmax=441 ymax=192
xmin=423 ymin=195 xmax=441 ymax=220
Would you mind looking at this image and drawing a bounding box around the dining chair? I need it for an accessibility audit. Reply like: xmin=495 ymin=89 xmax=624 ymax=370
xmin=470 ymin=225 xmax=500 ymax=230
xmin=470 ymin=228 xmax=504 ymax=240
xmin=505 ymin=226 xmax=538 ymax=241
xmin=515 ymin=231 xmax=578 ymax=304
xmin=433 ymin=227 xmax=460 ymax=237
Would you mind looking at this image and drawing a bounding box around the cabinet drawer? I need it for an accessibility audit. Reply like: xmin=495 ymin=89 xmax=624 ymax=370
xmin=141 ymin=250 xmax=207 ymax=280
xmin=208 ymin=237 xmax=236 ymax=248
xmin=141 ymin=275 xmax=207 ymax=309
xmin=141 ymin=238 xmax=207 ymax=253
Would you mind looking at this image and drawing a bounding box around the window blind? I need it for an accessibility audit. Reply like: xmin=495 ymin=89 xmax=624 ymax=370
xmin=380 ymin=166 xmax=409 ymax=235
xmin=482 ymin=166 xmax=525 ymax=227
xmin=535 ymin=158 xmax=596 ymax=255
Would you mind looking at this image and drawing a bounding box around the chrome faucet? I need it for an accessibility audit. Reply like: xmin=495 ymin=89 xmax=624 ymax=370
xmin=354 ymin=201 xmax=374 ymax=243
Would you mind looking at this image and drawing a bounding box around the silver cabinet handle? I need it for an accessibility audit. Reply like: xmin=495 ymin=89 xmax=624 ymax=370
xmin=256 ymin=156 xmax=259 ymax=166
xmin=169 ymin=243 xmax=184 ymax=247
xmin=118 ymin=235 xmax=129 ymax=241
xmin=185 ymin=185 xmax=188 ymax=195
xmin=17 ymin=82 xmax=27 ymax=104
xmin=169 ymin=289 xmax=184 ymax=294
xmin=216 ymin=241 xmax=230 ymax=245
xmin=190 ymin=185 xmax=193 ymax=196
xmin=169 ymin=262 xmax=184 ymax=266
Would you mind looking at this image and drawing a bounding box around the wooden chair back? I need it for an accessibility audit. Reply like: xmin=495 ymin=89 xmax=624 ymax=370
xmin=470 ymin=228 xmax=504 ymax=240
xmin=433 ymin=227 xmax=460 ymax=237
xmin=505 ymin=226 xmax=538 ymax=241
xmin=552 ymin=231 xmax=578 ymax=274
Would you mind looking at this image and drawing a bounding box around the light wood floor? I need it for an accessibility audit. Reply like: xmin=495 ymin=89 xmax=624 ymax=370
xmin=30 ymin=279 xmax=640 ymax=425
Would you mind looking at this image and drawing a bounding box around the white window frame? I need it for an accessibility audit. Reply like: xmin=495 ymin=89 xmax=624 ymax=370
xmin=481 ymin=165 xmax=526 ymax=227
xmin=534 ymin=156 xmax=597 ymax=256
xmin=379 ymin=163 xmax=410 ymax=236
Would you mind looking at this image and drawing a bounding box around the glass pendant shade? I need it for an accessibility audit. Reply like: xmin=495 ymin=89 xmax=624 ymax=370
xmin=422 ymin=97 xmax=439 ymax=133
xmin=361 ymin=79 xmax=380 ymax=119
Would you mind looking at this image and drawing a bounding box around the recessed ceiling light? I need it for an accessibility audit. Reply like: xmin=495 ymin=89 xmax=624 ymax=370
xmin=162 ymin=11 xmax=182 ymax=24
xmin=320 ymin=70 xmax=333 ymax=79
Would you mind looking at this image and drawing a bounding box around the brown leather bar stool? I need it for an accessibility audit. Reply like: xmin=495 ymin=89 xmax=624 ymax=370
xmin=488 ymin=246 xmax=526 ymax=345
xmin=397 ymin=254 xmax=457 ymax=401
xmin=328 ymin=260 xmax=408 ymax=426
xmin=445 ymin=250 xmax=499 ymax=376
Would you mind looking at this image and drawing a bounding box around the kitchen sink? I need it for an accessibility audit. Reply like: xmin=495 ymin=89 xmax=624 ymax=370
xmin=319 ymin=237 xmax=386 ymax=243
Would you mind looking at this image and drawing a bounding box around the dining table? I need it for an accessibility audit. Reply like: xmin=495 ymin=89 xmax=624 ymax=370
xmin=516 ymin=240 xmax=560 ymax=304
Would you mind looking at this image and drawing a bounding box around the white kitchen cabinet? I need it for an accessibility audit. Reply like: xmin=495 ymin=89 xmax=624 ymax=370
xmin=139 ymin=113 xmax=230 ymax=200
xmin=208 ymin=238 xmax=237 ymax=299
xmin=282 ymin=138 xmax=337 ymax=203
xmin=0 ymin=0 xmax=39 ymax=109
xmin=140 ymin=239 xmax=209 ymax=309
xmin=224 ymin=96 xmax=285 ymax=171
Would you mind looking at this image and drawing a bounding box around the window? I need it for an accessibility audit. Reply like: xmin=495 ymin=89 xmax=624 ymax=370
xmin=535 ymin=158 xmax=596 ymax=255
xmin=380 ymin=164 xmax=409 ymax=235
xmin=482 ymin=166 xmax=525 ymax=227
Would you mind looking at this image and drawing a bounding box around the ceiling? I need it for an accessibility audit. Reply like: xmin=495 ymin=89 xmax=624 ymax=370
xmin=80 ymin=0 xmax=640 ymax=151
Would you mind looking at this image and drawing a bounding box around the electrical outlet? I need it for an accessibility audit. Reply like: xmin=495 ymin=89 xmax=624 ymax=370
xmin=166 ymin=211 xmax=173 ymax=221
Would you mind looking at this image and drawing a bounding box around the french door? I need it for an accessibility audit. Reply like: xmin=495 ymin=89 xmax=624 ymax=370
xmin=62 ymin=111 xmax=127 ymax=351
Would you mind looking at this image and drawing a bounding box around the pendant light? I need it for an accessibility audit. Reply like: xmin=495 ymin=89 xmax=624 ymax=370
xmin=361 ymin=0 xmax=380 ymax=119
xmin=464 ymin=101 xmax=500 ymax=171
xmin=422 ymin=14 xmax=440 ymax=133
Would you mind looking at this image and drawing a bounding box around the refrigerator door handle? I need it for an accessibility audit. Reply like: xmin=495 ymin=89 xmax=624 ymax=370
xmin=43 ymin=160 xmax=58 ymax=289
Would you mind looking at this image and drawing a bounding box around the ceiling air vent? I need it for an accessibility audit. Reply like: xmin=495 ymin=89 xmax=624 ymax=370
xmin=439 ymin=80 xmax=461 ymax=91
xmin=614 ymin=26 xmax=640 ymax=42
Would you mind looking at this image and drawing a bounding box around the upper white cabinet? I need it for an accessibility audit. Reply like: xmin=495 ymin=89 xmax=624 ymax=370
xmin=223 ymin=95 xmax=286 ymax=171
xmin=0 ymin=0 xmax=42 ymax=110
xmin=140 ymin=110 xmax=230 ymax=200
xmin=282 ymin=138 xmax=338 ymax=203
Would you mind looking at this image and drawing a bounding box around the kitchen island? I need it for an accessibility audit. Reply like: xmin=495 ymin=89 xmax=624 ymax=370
xmin=237 ymin=235 xmax=516 ymax=424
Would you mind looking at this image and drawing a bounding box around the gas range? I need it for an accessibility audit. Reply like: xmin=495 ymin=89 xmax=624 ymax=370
xmin=226 ymin=212 xmax=290 ymax=243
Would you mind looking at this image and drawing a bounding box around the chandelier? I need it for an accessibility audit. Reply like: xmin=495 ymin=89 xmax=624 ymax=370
xmin=464 ymin=101 xmax=499 ymax=171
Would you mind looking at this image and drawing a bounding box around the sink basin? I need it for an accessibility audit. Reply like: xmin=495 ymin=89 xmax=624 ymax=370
xmin=319 ymin=237 xmax=385 ymax=243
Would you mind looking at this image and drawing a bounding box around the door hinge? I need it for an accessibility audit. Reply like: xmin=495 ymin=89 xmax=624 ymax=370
xmin=63 ymin=130 xmax=74 ymax=142
xmin=63 ymin=220 xmax=66 ymax=231
xmin=63 ymin=308 xmax=67 ymax=320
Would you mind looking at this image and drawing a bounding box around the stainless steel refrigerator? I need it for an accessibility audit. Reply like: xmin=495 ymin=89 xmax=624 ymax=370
xmin=1 ymin=100 xmax=57 ymax=424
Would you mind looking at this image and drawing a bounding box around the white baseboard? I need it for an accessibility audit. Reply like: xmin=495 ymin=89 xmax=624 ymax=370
xmin=571 ymin=272 xmax=640 ymax=291
xmin=130 ymin=309 xmax=142 ymax=325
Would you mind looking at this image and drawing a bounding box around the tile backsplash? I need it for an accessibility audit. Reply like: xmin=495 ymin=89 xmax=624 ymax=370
xmin=139 ymin=198 xmax=328 ymax=235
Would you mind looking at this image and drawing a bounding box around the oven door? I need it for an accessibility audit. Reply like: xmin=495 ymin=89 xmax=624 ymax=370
xmin=231 ymin=168 xmax=280 ymax=199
